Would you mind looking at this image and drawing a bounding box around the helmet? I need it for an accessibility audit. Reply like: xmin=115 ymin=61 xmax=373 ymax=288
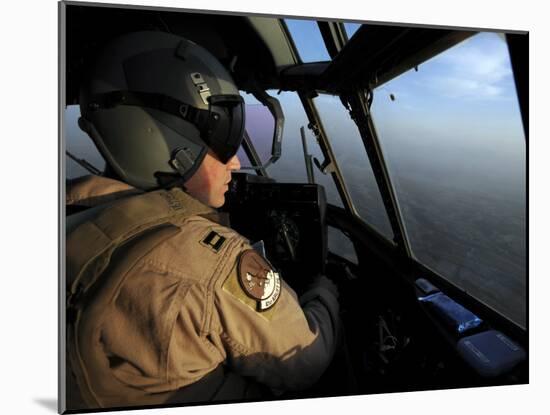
xmin=78 ymin=31 xmax=245 ymax=190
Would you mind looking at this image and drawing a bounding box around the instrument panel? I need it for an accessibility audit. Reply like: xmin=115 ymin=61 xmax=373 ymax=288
xmin=224 ymin=173 xmax=327 ymax=287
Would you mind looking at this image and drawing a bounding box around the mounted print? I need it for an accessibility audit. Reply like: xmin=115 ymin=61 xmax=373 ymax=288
xmin=59 ymin=1 xmax=528 ymax=412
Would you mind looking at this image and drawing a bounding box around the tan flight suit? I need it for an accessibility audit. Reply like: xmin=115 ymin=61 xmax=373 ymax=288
xmin=65 ymin=175 xmax=340 ymax=410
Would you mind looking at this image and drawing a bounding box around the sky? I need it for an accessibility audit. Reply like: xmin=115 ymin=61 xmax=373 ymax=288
xmin=279 ymin=19 xmax=525 ymax=201
xmin=285 ymin=19 xmax=361 ymax=62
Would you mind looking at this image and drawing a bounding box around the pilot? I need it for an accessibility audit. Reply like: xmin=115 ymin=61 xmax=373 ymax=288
xmin=66 ymin=31 xmax=340 ymax=409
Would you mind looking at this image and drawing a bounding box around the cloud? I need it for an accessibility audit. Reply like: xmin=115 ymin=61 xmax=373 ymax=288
xmin=419 ymin=33 xmax=513 ymax=100
xmin=429 ymin=76 xmax=503 ymax=99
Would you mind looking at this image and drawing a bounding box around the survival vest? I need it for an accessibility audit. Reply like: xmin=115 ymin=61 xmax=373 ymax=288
xmin=65 ymin=187 xmax=222 ymax=409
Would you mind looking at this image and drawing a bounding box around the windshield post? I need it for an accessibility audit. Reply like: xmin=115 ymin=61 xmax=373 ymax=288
xmin=342 ymin=89 xmax=413 ymax=257
xmin=317 ymin=20 xmax=411 ymax=253
xmin=298 ymin=91 xmax=359 ymax=217
xmin=317 ymin=21 xmax=348 ymax=58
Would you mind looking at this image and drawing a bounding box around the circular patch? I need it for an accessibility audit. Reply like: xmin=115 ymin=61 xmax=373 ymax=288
xmin=238 ymin=249 xmax=281 ymax=311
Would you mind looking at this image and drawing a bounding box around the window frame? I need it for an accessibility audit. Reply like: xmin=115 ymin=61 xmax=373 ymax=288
xmin=361 ymin=34 xmax=527 ymax=335
xmin=299 ymin=20 xmax=527 ymax=336
xmin=364 ymin=32 xmax=529 ymax=332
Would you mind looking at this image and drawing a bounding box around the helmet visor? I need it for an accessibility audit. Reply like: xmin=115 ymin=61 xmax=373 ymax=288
xmin=202 ymin=94 xmax=245 ymax=164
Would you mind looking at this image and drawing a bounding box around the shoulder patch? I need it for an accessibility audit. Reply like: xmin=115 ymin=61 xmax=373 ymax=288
xmin=237 ymin=250 xmax=281 ymax=311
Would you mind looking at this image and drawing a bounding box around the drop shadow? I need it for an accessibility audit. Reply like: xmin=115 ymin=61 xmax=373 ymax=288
xmin=34 ymin=398 xmax=57 ymax=413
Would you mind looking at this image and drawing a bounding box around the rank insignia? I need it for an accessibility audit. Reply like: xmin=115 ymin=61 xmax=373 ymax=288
xmin=237 ymin=249 xmax=281 ymax=311
xmin=200 ymin=230 xmax=226 ymax=253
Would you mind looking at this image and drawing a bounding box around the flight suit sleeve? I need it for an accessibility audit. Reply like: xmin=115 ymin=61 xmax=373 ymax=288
xmin=212 ymin=242 xmax=340 ymax=392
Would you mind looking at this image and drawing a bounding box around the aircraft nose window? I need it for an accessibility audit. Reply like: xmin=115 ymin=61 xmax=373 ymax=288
xmin=284 ymin=18 xmax=331 ymax=63
xmin=370 ymin=32 xmax=526 ymax=328
xmin=259 ymin=90 xmax=345 ymax=209
xmin=237 ymin=92 xmax=276 ymax=169
xmin=344 ymin=22 xmax=361 ymax=40
xmin=314 ymin=93 xmax=394 ymax=240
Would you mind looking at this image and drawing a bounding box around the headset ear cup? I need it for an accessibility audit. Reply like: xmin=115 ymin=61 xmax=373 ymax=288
xmin=78 ymin=116 xmax=91 ymax=134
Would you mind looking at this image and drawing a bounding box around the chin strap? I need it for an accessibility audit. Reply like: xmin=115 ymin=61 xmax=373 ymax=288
xmin=153 ymin=172 xmax=188 ymax=191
